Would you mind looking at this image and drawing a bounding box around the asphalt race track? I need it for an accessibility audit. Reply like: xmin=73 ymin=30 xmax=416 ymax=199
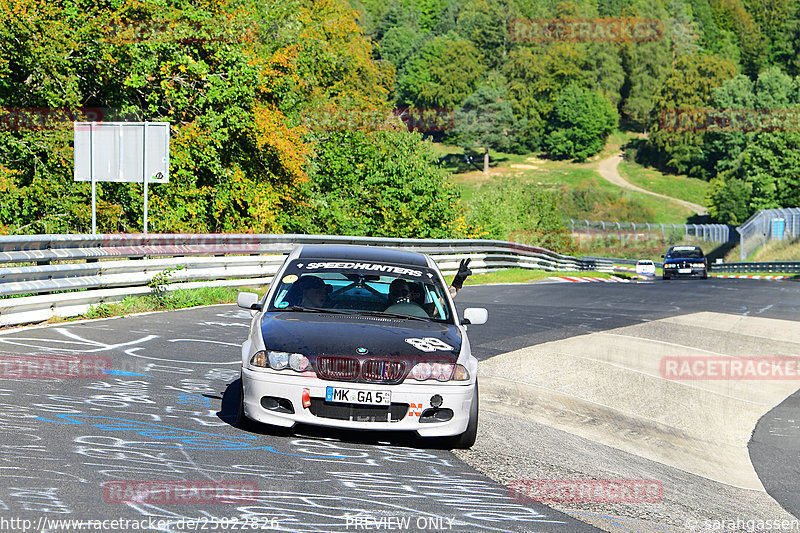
xmin=0 ymin=277 xmax=798 ymax=532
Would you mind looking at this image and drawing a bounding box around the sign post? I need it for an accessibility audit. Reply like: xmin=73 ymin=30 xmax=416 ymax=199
xmin=74 ymin=122 xmax=169 ymax=234
xmin=90 ymin=123 xmax=96 ymax=234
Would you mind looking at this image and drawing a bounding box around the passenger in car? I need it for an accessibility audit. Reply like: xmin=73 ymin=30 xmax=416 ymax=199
xmin=388 ymin=279 xmax=414 ymax=305
xmin=287 ymin=275 xmax=330 ymax=308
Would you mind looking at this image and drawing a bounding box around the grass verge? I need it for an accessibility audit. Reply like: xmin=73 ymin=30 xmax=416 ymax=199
xmin=47 ymin=270 xmax=627 ymax=324
xmin=617 ymin=160 xmax=709 ymax=207
xmin=451 ymin=269 xmax=624 ymax=285
xmin=725 ymin=238 xmax=800 ymax=263
xmin=50 ymin=286 xmax=268 ymax=323
xmin=437 ymin=142 xmax=696 ymax=224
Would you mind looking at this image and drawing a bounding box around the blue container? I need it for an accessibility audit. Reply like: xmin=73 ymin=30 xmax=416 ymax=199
xmin=772 ymin=218 xmax=786 ymax=240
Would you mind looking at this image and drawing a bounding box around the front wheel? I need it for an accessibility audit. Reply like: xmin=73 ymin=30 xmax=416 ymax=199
xmin=701 ymin=269 xmax=708 ymax=279
xmin=448 ymin=381 xmax=478 ymax=449
xmin=236 ymin=377 xmax=256 ymax=431
xmin=662 ymin=274 xmax=670 ymax=280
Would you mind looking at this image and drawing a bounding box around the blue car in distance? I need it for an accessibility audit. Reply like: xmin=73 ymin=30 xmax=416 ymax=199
xmin=661 ymin=245 xmax=708 ymax=280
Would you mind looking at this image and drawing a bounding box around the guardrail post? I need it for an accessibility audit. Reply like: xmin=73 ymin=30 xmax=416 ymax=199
xmin=597 ymin=220 xmax=602 ymax=246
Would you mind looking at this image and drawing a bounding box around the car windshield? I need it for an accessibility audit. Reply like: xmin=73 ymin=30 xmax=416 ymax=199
xmin=267 ymin=259 xmax=453 ymax=322
xmin=666 ymin=248 xmax=704 ymax=259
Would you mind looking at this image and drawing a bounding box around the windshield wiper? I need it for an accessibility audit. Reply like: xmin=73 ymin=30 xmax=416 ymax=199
xmin=279 ymin=306 xmax=352 ymax=315
xmin=356 ymin=310 xmax=429 ymax=322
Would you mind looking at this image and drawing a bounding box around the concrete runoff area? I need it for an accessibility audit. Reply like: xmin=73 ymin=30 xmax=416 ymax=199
xmin=456 ymin=312 xmax=800 ymax=532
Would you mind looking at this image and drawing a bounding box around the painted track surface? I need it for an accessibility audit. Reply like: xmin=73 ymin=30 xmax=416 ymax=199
xmin=456 ymin=278 xmax=800 ymax=531
xmin=0 ymin=277 xmax=798 ymax=532
xmin=0 ymin=306 xmax=597 ymax=533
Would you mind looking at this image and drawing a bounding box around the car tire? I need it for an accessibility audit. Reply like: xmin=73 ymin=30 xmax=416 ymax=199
xmin=236 ymin=377 xmax=257 ymax=431
xmin=662 ymin=274 xmax=670 ymax=280
xmin=448 ymin=381 xmax=478 ymax=449
xmin=701 ymin=269 xmax=708 ymax=279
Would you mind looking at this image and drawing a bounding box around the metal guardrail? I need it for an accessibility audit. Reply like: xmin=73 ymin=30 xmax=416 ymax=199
xmin=581 ymin=256 xmax=665 ymax=268
xmin=736 ymin=208 xmax=800 ymax=261
xmin=567 ymin=220 xmax=736 ymax=244
xmin=711 ymin=261 xmax=800 ymax=274
xmin=0 ymin=233 xmax=613 ymax=326
xmin=587 ymin=255 xmax=800 ymax=276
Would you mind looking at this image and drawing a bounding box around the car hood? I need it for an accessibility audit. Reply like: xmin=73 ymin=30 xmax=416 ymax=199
xmin=664 ymin=257 xmax=704 ymax=264
xmin=259 ymin=312 xmax=462 ymax=361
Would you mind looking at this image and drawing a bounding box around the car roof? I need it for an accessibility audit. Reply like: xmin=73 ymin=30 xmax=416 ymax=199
xmin=669 ymin=245 xmax=702 ymax=251
xmin=296 ymin=245 xmax=429 ymax=267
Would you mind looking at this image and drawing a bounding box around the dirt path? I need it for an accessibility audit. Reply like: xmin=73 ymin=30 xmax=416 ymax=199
xmin=596 ymin=153 xmax=708 ymax=215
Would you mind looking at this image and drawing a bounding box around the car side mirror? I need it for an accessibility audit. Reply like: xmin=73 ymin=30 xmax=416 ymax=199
xmin=462 ymin=307 xmax=488 ymax=325
xmin=660 ymin=255 xmax=665 ymax=258
xmin=237 ymin=292 xmax=261 ymax=311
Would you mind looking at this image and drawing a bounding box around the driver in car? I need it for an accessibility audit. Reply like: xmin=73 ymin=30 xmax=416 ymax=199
xmin=295 ymin=275 xmax=330 ymax=308
xmin=386 ymin=258 xmax=473 ymax=315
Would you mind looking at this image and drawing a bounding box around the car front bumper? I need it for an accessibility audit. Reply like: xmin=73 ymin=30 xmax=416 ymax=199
xmin=241 ymin=366 xmax=475 ymax=437
xmin=663 ymin=266 xmax=706 ymax=276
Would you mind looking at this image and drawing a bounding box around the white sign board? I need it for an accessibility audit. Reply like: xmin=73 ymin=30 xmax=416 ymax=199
xmin=74 ymin=122 xmax=169 ymax=183
xmin=73 ymin=122 xmax=170 ymax=234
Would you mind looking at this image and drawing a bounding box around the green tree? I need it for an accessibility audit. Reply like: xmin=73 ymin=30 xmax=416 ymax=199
xmin=708 ymin=0 xmax=766 ymax=76
xmin=706 ymin=177 xmax=753 ymax=224
xmin=450 ymin=85 xmax=518 ymax=173
xmin=544 ymin=85 xmax=619 ymax=161
xmin=297 ymin=128 xmax=469 ymax=238
xmin=465 ymin=180 xmax=571 ymax=251
xmin=619 ymin=0 xmax=672 ymax=129
xmin=0 ymin=0 xmax=404 ymax=235
xmin=647 ymin=52 xmax=736 ymax=178
xmin=396 ymin=31 xmax=485 ymax=108
xmin=456 ymin=0 xmax=510 ymax=70
xmin=705 ymin=68 xmax=800 ymax=223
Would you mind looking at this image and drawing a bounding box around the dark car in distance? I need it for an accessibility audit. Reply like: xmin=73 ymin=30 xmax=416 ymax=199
xmin=661 ymin=245 xmax=708 ymax=280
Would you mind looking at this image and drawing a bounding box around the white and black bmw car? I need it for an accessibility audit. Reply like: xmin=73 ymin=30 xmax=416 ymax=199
xmin=235 ymin=245 xmax=487 ymax=448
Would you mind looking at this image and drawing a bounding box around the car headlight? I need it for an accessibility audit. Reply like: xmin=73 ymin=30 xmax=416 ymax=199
xmin=693 ymin=263 xmax=705 ymax=268
xmin=268 ymin=351 xmax=289 ymax=370
xmin=289 ymin=352 xmax=309 ymax=372
xmin=250 ymin=350 xmax=309 ymax=372
xmin=408 ymin=362 xmax=470 ymax=381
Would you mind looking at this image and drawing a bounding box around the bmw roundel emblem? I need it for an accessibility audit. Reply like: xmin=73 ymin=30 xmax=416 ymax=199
xmin=356 ymin=347 xmax=368 ymax=355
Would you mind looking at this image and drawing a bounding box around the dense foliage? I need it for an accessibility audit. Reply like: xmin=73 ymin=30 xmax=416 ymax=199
xmin=5 ymin=0 xmax=800 ymax=236
xmin=464 ymin=180 xmax=573 ymax=251
xmin=544 ymin=84 xmax=618 ymax=161
xmin=358 ymin=0 xmax=800 ymax=223
xmin=0 ymin=0 xmax=465 ymax=236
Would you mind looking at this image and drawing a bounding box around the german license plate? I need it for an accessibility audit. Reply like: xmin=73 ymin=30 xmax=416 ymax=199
xmin=678 ymin=268 xmax=691 ymax=274
xmin=326 ymin=387 xmax=391 ymax=405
